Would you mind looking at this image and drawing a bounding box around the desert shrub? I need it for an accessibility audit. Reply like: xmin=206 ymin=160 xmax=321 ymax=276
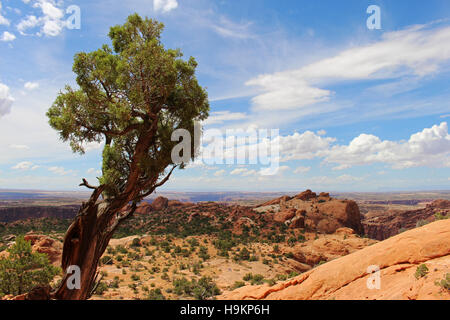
xmin=193 ymin=276 xmax=221 ymax=300
xmin=199 ymin=246 xmax=210 ymax=261
xmin=131 ymin=274 xmax=140 ymax=281
xmin=265 ymin=278 xmax=276 ymax=286
xmin=284 ymin=252 xmax=294 ymax=259
xmin=161 ymin=272 xmax=170 ymax=281
xmin=250 ymin=274 xmax=265 ymax=285
xmin=415 ymin=264 xmax=429 ymax=279
xmin=415 ymin=219 xmax=430 ymax=228
xmin=237 ymin=247 xmax=251 ymax=261
xmin=172 ymin=276 xmax=220 ymax=299
xmin=94 ymin=281 xmax=109 ymax=295
xmin=131 ymin=238 xmax=141 ymax=247
xmin=435 ymin=212 xmax=449 ymax=220
xmin=243 ymin=273 xmax=253 ymax=281
xmin=100 ymin=255 xmax=113 ymax=265
xmin=187 ymin=238 xmax=199 ymax=248
xmin=147 ymin=288 xmax=166 ymax=300
xmin=109 ymin=277 xmax=120 ymax=289
xmin=434 ymin=273 xmax=450 ymax=291
xmin=116 ymin=245 xmax=128 ymax=254
xmin=232 ymin=281 xmax=245 ymax=290
xmin=0 ymin=236 xmax=60 ymax=296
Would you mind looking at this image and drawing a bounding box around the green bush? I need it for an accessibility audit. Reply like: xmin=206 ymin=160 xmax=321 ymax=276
xmin=94 ymin=281 xmax=108 ymax=295
xmin=435 ymin=212 xmax=449 ymax=221
xmin=415 ymin=264 xmax=429 ymax=279
xmin=100 ymin=255 xmax=113 ymax=265
xmin=232 ymin=281 xmax=245 ymax=290
xmin=131 ymin=238 xmax=141 ymax=247
xmin=147 ymin=288 xmax=166 ymax=300
xmin=0 ymin=236 xmax=60 ymax=296
xmin=434 ymin=273 xmax=450 ymax=291
xmin=250 ymin=274 xmax=265 ymax=285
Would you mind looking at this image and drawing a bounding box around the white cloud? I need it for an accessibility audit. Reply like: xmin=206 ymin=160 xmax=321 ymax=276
xmin=213 ymin=169 xmax=225 ymax=177
xmin=294 ymin=166 xmax=311 ymax=174
xmin=12 ymin=161 xmax=34 ymax=170
xmin=24 ymin=82 xmax=39 ymax=90
xmin=48 ymin=166 xmax=73 ymax=176
xmin=277 ymin=131 xmax=336 ymax=161
xmin=0 ymin=1 xmax=10 ymax=26
xmin=0 ymin=31 xmax=15 ymax=41
xmin=203 ymin=111 xmax=247 ymax=126
xmin=246 ymin=23 xmax=450 ymax=112
xmin=230 ymin=168 xmax=257 ymax=176
xmin=17 ymin=15 xmax=39 ymax=35
xmin=153 ymin=0 xmax=178 ymax=13
xmin=321 ymin=122 xmax=450 ymax=169
xmin=17 ymin=1 xmax=66 ymax=37
xmin=0 ymin=82 xmax=14 ymax=117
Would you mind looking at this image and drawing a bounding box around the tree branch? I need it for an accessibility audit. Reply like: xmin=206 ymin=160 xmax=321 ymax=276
xmin=79 ymin=178 xmax=97 ymax=190
xmin=136 ymin=165 xmax=177 ymax=201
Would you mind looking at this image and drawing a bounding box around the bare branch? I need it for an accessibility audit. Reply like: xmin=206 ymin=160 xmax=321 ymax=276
xmin=79 ymin=178 xmax=97 ymax=190
xmin=137 ymin=165 xmax=178 ymax=201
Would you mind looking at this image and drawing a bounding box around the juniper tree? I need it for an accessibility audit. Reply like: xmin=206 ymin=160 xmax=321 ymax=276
xmin=46 ymin=14 xmax=209 ymax=300
xmin=0 ymin=236 xmax=60 ymax=297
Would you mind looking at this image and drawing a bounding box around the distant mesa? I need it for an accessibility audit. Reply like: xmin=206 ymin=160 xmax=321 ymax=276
xmin=363 ymin=199 xmax=450 ymax=240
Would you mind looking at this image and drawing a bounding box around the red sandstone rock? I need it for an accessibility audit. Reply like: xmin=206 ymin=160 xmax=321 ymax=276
xmin=219 ymin=219 xmax=450 ymax=300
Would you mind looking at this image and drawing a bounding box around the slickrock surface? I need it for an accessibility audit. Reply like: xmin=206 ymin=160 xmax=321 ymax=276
xmin=219 ymin=219 xmax=450 ymax=300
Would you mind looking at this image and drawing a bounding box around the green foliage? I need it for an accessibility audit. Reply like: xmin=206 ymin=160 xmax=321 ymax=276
xmin=284 ymin=252 xmax=294 ymax=259
xmin=434 ymin=273 xmax=450 ymax=291
xmin=100 ymin=255 xmax=113 ymax=265
xmin=94 ymin=281 xmax=109 ymax=295
xmin=435 ymin=212 xmax=449 ymax=221
xmin=0 ymin=236 xmax=60 ymax=296
xmin=46 ymin=13 xmax=209 ymax=198
xmin=236 ymin=247 xmax=251 ymax=261
xmin=147 ymin=288 xmax=166 ymax=300
xmin=415 ymin=264 xmax=429 ymax=279
xmin=415 ymin=219 xmax=430 ymax=228
xmin=250 ymin=274 xmax=265 ymax=285
xmin=232 ymin=281 xmax=245 ymax=290
xmin=172 ymin=276 xmax=220 ymax=300
xmin=131 ymin=238 xmax=141 ymax=247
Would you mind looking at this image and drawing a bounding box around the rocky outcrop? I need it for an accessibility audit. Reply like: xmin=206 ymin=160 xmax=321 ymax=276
xmin=363 ymin=199 xmax=450 ymax=240
xmin=0 ymin=233 xmax=62 ymax=266
xmin=151 ymin=196 xmax=169 ymax=211
xmin=295 ymin=190 xmax=317 ymax=201
xmin=258 ymin=190 xmax=363 ymax=234
xmin=24 ymin=233 xmax=62 ymax=266
xmin=219 ymin=219 xmax=450 ymax=300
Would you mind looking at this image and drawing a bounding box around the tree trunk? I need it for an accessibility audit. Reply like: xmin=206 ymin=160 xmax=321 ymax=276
xmin=52 ymin=189 xmax=131 ymax=300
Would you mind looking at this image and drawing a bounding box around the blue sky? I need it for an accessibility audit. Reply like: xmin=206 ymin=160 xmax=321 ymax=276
xmin=0 ymin=0 xmax=449 ymax=192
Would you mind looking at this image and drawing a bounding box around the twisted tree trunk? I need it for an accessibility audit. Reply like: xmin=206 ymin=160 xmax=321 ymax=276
xmin=52 ymin=186 xmax=136 ymax=300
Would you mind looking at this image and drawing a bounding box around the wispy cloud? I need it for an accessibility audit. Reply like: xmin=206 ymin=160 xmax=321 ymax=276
xmin=245 ymin=22 xmax=450 ymax=117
